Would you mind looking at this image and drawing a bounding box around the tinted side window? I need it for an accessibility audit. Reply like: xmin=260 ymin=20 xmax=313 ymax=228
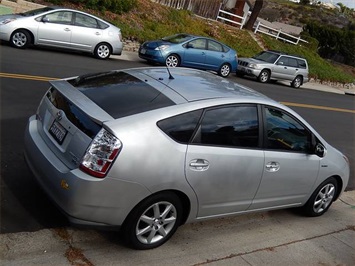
xmin=45 ymin=11 xmax=72 ymax=24
xmin=75 ymin=13 xmax=98 ymax=28
xmin=158 ymin=110 xmax=202 ymax=143
xmin=265 ymin=107 xmax=311 ymax=152
xmin=276 ymin=56 xmax=288 ymax=66
xmin=187 ymin=39 xmax=207 ymax=50
xmin=208 ymin=40 xmax=223 ymax=52
xmin=194 ymin=105 xmax=259 ymax=148
xmin=297 ymin=59 xmax=307 ymax=69
xmin=287 ymin=58 xmax=298 ymax=67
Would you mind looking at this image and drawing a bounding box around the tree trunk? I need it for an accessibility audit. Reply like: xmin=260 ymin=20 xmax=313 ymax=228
xmin=243 ymin=0 xmax=264 ymax=31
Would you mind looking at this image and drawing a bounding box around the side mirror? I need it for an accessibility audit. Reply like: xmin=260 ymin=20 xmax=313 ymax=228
xmin=314 ymin=143 xmax=326 ymax=157
xmin=42 ymin=16 xmax=49 ymax=23
xmin=186 ymin=43 xmax=194 ymax=49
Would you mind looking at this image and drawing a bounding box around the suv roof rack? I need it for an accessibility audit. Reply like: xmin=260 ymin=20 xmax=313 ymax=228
xmin=267 ymin=50 xmax=306 ymax=60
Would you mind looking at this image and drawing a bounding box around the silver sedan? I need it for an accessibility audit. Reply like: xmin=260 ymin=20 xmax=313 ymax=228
xmin=24 ymin=67 xmax=349 ymax=249
xmin=0 ymin=6 xmax=123 ymax=59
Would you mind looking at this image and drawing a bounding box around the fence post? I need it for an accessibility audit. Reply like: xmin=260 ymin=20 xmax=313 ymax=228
xmin=254 ymin=21 xmax=260 ymax=34
xmin=276 ymin=29 xmax=281 ymax=40
xmin=296 ymin=36 xmax=301 ymax=45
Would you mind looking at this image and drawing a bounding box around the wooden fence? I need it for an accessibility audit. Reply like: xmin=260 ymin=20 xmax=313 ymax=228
xmin=152 ymin=0 xmax=221 ymax=19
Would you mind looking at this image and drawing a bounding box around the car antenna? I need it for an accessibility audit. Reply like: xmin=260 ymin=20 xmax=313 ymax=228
xmin=156 ymin=42 xmax=174 ymax=80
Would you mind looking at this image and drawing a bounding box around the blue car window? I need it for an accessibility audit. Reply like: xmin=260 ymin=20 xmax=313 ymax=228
xmin=188 ymin=39 xmax=206 ymax=50
xmin=208 ymin=40 xmax=223 ymax=52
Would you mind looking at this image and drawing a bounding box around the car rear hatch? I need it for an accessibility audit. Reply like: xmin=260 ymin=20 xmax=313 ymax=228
xmin=35 ymin=70 xmax=178 ymax=171
xmin=35 ymin=79 xmax=113 ymax=170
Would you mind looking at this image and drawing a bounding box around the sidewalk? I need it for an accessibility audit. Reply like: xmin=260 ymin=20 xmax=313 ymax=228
xmin=1 ymin=190 xmax=354 ymax=265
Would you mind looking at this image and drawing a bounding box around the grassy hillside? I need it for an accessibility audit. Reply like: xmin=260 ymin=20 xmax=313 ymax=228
xmin=42 ymin=0 xmax=355 ymax=83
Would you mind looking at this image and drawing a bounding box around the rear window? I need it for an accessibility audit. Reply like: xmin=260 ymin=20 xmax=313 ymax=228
xmin=70 ymin=72 xmax=175 ymax=119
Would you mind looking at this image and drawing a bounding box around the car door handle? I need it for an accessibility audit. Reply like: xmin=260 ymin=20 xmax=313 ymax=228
xmin=265 ymin=162 xmax=280 ymax=172
xmin=201 ymin=52 xmax=205 ymax=55
xmin=64 ymin=28 xmax=71 ymax=32
xmin=189 ymin=159 xmax=209 ymax=171
xmin=95 ymin=32 xmax=101 ymax=35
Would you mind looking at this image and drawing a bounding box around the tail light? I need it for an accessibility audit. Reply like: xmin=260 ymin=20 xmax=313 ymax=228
xmin=80 ymin=128 xmax=122 ymax=178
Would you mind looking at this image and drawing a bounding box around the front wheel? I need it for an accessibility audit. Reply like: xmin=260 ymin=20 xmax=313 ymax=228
xmin=11 ymin=30 xmax=31 ymax=49
xmin=218 ymin=63 xmax=231 ymax=77
xmin=257 ymin=69 xmax=270 ymax=83
xmin=165 ymin=54 xmax=180 ymax=67
xmin=122 ymin=192 xmax=183 ymax=250
xmin=302 ymin=177 xmax=338 ymax=217
xmin=94 ymin=43 xmax=111 ymax=59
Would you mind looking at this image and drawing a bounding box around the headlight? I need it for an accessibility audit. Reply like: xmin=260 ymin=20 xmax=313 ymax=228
xmin=155 ymin=45 xmax=170 ymax=51
xmin=249 ymin=63 xmax=258 ymax=69
xmin=0 ymin=18 xmax=16 ymax=25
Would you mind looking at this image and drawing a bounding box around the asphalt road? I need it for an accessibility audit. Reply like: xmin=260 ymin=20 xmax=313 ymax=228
xmin=0 ymin=44 xmax=354 ymax=234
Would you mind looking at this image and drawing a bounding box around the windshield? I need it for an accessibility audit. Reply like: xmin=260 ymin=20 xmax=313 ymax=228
xmin=252 ymin=51 xmax=280 ymax=63
xmin=161 ymin=34 xmax=194 ymax=44
xmin=21 ymin=7 xmax=55 ymax=16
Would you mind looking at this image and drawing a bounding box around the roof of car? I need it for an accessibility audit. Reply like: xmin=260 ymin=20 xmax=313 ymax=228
xmin=126 ymin=67 xmax=269 ymax=102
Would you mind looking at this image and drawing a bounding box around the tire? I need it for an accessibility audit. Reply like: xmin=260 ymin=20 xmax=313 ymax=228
xmin=218 ymin=63 xmax=231 ymax=77
xmin=291 ymin=75 xmax=303 ymax=88
xmin=10 ymin=30 xmax=31 ymax=49
xmin=122 ymin=192 xmax=183 ymax=250
xmin=165 ymin=54 xmax=180 ymax=67
xmin=257 ymin=69 xmax=270 ymax=83
xmin=94 ymin=43 xmax=111 ymax=59
xmin=302 ymin=177 xmax=338 ymax=217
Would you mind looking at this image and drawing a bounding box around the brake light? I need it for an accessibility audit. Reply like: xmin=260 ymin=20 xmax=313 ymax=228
xmin=80 ymin=128 xmax=122 ymax=178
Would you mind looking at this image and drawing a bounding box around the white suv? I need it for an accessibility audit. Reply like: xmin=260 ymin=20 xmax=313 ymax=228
xmin=237 ymin=50 xmax=309 ymax=88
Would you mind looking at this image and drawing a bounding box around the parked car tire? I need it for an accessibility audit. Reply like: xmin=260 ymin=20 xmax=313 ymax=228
xmin=291 ymin=76 xmax=303 ymax=88
xmin=218 ymin=63 xmax=231 ymax=77
xmin=10 ymin=30 xmax=31 ymax=49
xmin=258 ymin=69 xmax=270 ymax=83
xmin=165 ymin=54 xmax=180 ymax=67
xmin=302 ymin=177 xmax=338 ymax=217
xmin=94 ymin=43 xmax=111 ymax=59
xmin=122 ymin=192 xmax=183 ymax=250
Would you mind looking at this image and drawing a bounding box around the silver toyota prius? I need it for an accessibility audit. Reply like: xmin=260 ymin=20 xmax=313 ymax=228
xmin=24 ymin=67 xmax=350 ymax=249
xmin=0 ymin=6 xmax=123 ymax=59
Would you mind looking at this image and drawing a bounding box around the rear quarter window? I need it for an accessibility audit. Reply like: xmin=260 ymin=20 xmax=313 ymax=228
xmin=158 ymin=110 xmax=203 ymax=144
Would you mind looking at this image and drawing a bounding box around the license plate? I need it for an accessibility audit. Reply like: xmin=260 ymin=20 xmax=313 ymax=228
xmin=140 ymin=48 xmax=146 ymax=54
xmin=49 ymin=121 xmax=67 ymax=145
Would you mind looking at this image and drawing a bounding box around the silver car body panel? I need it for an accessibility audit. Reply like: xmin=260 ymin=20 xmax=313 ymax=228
xmin=24 ymin=67 xmax=349 ymax=227
xmin=237 ymin=56 xmax=309 ymax=84
xmin=0 ymin=8 xmax=123 ymax=55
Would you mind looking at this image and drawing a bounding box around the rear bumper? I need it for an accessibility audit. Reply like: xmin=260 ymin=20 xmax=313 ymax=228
xmin=24 ymin=115 xmax=150 ymax=228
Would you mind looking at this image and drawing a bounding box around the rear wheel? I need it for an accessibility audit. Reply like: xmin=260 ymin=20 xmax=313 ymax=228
xmin=218 ymin=63 xmax=231 ymax=77
xmin=291 ymin=76 xmax=303 ymax=88
xmin=11 ymin=30 xmax=31 ymax=49
xmin=165 ymin=54 xmax=180 ymax=67
xmin=94 ymin=43 xmax=111 ymax=59
xmin=257 ymin=69 xmax=270 ymax=83
xmin=122 ymin=192 xmax=182 ymax=250
xmin=302 ymin=177 xmax=338 ymax=217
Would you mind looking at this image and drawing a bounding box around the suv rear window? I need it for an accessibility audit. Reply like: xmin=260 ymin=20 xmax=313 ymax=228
xmin=70 ymin=72 xmax=175 ymax=119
